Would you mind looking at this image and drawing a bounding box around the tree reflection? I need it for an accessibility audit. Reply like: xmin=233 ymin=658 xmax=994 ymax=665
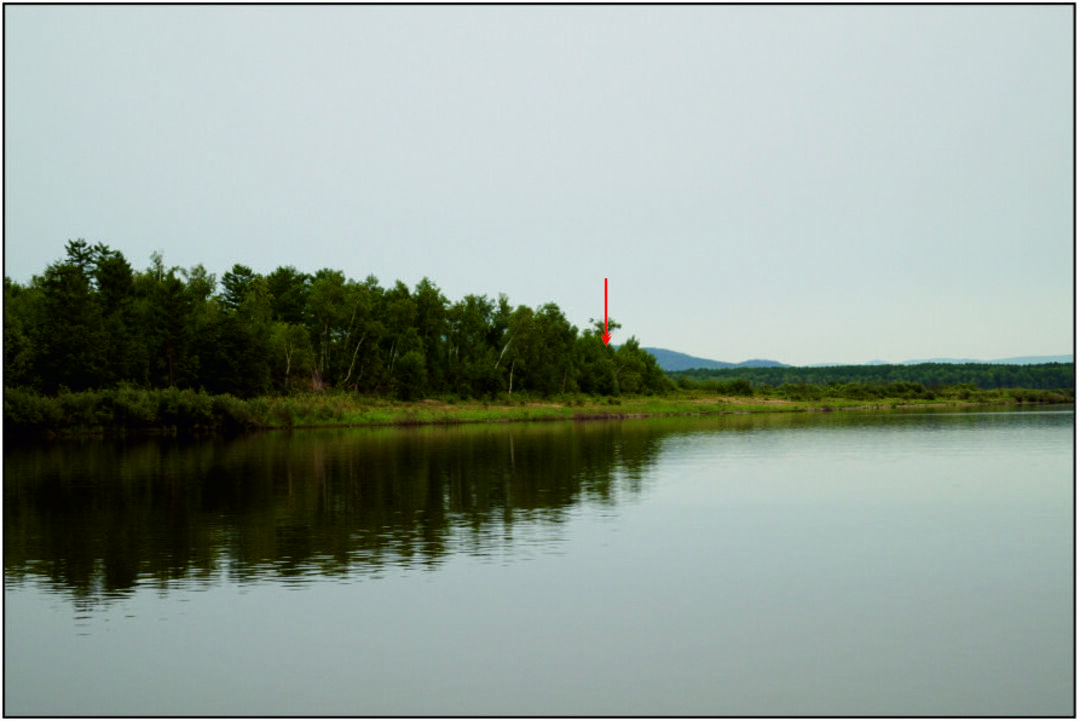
xmin=6 ymin=411 xmax=910 ymax=608
xmin=4 ymin=420 xmax=674 ymax=607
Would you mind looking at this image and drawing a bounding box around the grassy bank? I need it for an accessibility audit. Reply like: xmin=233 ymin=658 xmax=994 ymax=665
xmin=4 ymin=384 xmax=1073 ymax=436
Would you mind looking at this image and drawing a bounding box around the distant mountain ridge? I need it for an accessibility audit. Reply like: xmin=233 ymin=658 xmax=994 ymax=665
xmin=645 ymin=348 xmax=1072 ymax=372
xmin=642 ymin=348 xmax=789 ymax=372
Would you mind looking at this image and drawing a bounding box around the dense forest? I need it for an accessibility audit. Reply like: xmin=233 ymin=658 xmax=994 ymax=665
xmin=670 ymin=362 xmax=1075 ymax=392
xmin=4 ymin=241 xmax=671 ymax=400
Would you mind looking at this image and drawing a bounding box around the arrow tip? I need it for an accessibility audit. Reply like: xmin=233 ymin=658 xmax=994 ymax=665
xmin=601 ymin=332 xmax=612 ymax=346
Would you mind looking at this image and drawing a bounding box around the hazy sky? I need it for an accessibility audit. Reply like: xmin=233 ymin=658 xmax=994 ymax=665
xmin=4 ymin=5 xmax=1073 ymax=365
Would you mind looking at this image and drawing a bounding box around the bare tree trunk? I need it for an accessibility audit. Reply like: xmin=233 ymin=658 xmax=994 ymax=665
xmin=283 ymin=345 xmax=293 ymax=391
xmin=495 ymin=336 xmax=512 ymax=368
xmin=341 ymin=332 xmax=367 ymax=387
xmin=319 ymin=323 xmax=331 ymax=377
xmin=508 ymin=358 xmax=515 ymax=398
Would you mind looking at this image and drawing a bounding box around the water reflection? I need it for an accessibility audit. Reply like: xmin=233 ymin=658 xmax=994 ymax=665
xmin=5 ymin=420 xmax=670 ymax=606
xmin=4 ymin=409 xmax=1073 ymax=716
xmin=6 ymin=408 xmax=1071 ymax=612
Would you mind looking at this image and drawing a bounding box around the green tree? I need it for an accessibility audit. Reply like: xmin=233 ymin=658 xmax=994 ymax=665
xmin=33 ymin=253 xmax=105 ymax=392
xmin=527 ymin=303 xmax=578 ymax=395
xmin=268 ymin=322 xmax=315 ymax=392
xmin=135 ymin=255 xmax=193 ymax=388
xmin=499 ymin=305 xmax=534 ymax=397
xmin=382 ymin=281 xmax=422 ymax=391
xmin=339 ymin=277 xmax=384 ymax=391
xmin=394 ymin=349 xmax=427 ymax=400
xmin=90 ymin=245 xmax=142 ymax=386
xmin=220 ymin=264 xmax=257 ymax=314
xmin=197 ymin=314 xmax=270 ymax=397
xmin=8 ymin=242 xmax=696 ymax=402
xmin=305 ymin=269 xmax=349 ymax=388
xmin=574 ymin=318 xmax=621 ymax=396
xmin=412 ymin=277 xmax=449 ymax=394
xmin=3 ymin=277 xmax=39 ymax=388
xmin=446 ymin=294 xmax=501 ymax=398
xmin=266 ymin=265 xmax=311 ymax=325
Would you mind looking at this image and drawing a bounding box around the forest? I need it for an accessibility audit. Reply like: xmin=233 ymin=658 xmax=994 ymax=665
xmin=670 ymin=362 xmax=1075 ymax=393
xmin=3 ymin=240 xmax=671 ymax=401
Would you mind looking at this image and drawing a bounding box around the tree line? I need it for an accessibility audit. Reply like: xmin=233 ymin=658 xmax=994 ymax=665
xmin=670 ymin=362 xmax=1074 ymax=392
xmin=4 ymin=240 xmax=671 ymax=400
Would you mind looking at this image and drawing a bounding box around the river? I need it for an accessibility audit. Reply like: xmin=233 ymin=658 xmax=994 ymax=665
xmin=4 ymin=406 xmax=1073 ymax=715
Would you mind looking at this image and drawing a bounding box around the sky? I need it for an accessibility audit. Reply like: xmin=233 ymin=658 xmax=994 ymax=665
xmin=4 ymin=4 xmax=1073 ymax=366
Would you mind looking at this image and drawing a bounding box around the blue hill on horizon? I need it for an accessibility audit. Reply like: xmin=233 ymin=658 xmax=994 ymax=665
xmin=644 ymin=347 xmax=1073 ymax=372
xmin=642 ymin=348 xmax=788 ymax=372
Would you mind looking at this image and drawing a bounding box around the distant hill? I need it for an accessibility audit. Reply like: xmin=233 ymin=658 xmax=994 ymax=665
xmin=796 ymin=355 xmax=1072 ymax=368
xmin=653 ymin=349 xmax=1072 ymax=371
xmin=642 ymin=348 xmax=788 ymax=372
xmin=900 ymin=355 xmax=1073 ymax=366
xmin=668 ymin=360 xmax=1074 ymax=391
xmin=643 ymin=347 xmax=1067 ymax=371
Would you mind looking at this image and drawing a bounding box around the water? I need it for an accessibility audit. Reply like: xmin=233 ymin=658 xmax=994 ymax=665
xmin=4 ymin=407 xmax=1073 ymax=715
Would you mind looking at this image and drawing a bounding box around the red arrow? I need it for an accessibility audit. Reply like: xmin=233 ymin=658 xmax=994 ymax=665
xmin=601 ymin=278 xmax=611 ymax=345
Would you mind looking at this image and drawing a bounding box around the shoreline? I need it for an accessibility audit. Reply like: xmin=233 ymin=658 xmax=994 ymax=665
xmin=8 ymin=393 xmax=1071 ymax=438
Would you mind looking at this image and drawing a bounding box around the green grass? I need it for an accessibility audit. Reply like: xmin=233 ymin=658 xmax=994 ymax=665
xmin=4 ymin=385 xmax=1072 ymax=436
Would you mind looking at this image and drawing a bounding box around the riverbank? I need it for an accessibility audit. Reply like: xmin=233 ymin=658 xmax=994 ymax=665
xmin=296 ymin=394 xmax=1072 ymax=429
xmin=3 ymin=385 xmax=1073 ymax=436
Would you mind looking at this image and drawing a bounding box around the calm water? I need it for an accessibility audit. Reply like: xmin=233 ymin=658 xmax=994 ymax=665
xmin=4 ymin=407 xmax=1074 ymax=716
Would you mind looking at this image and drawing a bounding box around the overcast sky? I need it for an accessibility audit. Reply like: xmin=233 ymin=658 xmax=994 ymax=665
xmin=4 ymin=5 xmax=1073 ymax=365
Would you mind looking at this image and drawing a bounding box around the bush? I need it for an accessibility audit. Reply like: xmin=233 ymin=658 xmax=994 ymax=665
xmin=180 ymin=389 xmax=215 ymax=428
xmin=4 ymin=386 xmax=63 ymax=431
xmin=157 ymin=386 xmax=183 ymax=427
xmin=777 ymin=383 xmax=822 ymax=401
xmin=58 ymin=389 xmax=112 ymax=428
xmin=211 ymin=394 xmax=259 ymax=430
xmin=269 ymin=398 xmax=295 ymax=427
xmin=112 ymin=385 xmax=159 ymax=427
xmin=723 ymin=378 xmax=754 ymax=396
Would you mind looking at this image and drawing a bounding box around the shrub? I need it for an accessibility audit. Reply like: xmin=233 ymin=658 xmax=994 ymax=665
xmin=58 ymin=389 xmax=112 ymax=428
xmin=112 ymin=385 xmax=158 ymax=427
xmin=723 ymin=378 xmax=754 ymax=397
xmin=211 ymin=394 xmax=258 ymax=430
xmin=270 ymin=399 xmax=295 ymax=427
xmin=777 ymin=383 xmax=822 ymax=401
xmin=4 ymin=386 xmax=63 ymax=431
xmin=180 ymin=389 xmax=215 ymax=428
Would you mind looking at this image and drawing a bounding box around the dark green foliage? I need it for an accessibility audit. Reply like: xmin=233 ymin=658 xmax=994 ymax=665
xmin=671 ymin=370 xmax=1073 ymax=405
xmin=1007 ymin=388 xmax=1072 ymax=404
xmin=5 ymin=241 xmax=1069 ymax=430
xmin=107 ymin=385 xmax=160 ymax=428
xmin=136 ymin=258 xmax=194 ymax=388
xmin=670 ymin=362 xmax=1074 ymax=392
xmin=266 ymin=265 xmax=311 ymax=325
xmin=3 ymin=386 xmax=266 ymax=433
xmin=394 ymin=350 xmax=427 ymax=400
xmin=777 ymin=383 xmax=823 ymax=401
xmin=4 ymin=243 xmax=672 ymax=407
xmin=4 ymin=277 xmax=38 ymax=388
xmin=33 ymin=257 xmax=105 ymax=392
xmin=4 ymin=386 xmax=64 ymax=431
xmin=196 ymin=315 xmax=271 ymax=399
xmin=220 ymin=264 xmax=257 ymax=313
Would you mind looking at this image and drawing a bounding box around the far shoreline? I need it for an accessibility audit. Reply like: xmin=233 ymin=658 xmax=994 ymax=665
xmin=5 ymin=389 xmax=1072 ymax=439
